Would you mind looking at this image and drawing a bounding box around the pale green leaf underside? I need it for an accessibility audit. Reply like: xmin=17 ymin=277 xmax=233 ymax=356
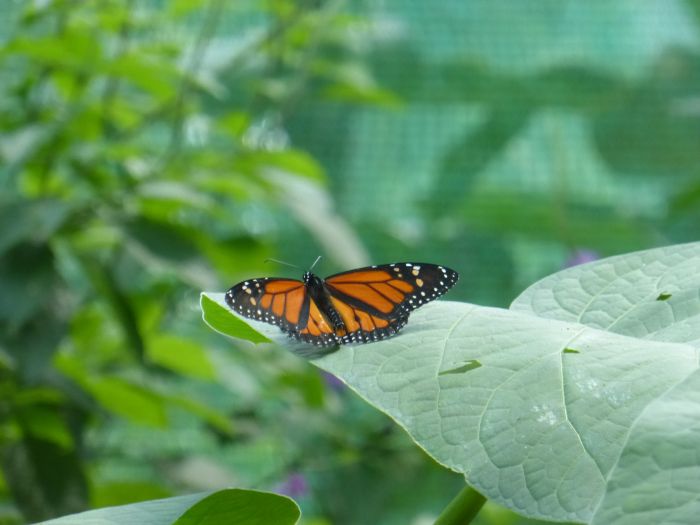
xmin=511 ymin=242 xmax=700 ymax=348
xmin=40 ymin=492 xmax=210 ymax=524
xmin=202 ymin=243 xmax=700 ymax=523
xmin=39 ymin=489 xmax=299 ymax=525
xmin=591 ymin=368 xmax=700 ymax=524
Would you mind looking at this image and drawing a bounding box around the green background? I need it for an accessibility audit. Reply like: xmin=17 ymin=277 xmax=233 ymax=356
xmin=1 ymin=1 xmax=699 ymax=523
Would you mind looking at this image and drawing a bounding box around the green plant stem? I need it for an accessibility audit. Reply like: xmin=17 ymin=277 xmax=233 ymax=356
xmin=434 ymin=485 xmax=486 ymax=525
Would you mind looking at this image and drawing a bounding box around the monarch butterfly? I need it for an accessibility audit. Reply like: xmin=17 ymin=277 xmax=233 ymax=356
xmin=225 ymin=262 xmax=458 ymax=347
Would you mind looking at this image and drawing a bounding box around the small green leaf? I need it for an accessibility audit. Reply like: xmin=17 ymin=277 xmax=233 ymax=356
xmin=563 ymin=347 xmax=580 ymax=354
xmin=57 ymin=355 xmax=168 ymax=427
xmin=173 ymin=489 xmax=300 ymax=525
xmin=104 ymin=53 xmax=178 ymax=100
xmin=167 ymin=395 xmax=234 ymax=436
xmin=147 ymin=334 xmax=216 ymax=380
xmin=17 ymin=405 xmax=73 ymax=450
xmin=200 ymin=293 xmax=271 ymax=344
xmin=83 ymin=376 xmax=168 ymax=427
xmin=656 ymin=292 xmax=672 ymax=301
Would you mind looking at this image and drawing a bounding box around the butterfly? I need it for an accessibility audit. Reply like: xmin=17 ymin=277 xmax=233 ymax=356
xmin=225 ymin=262 xmax=458 ymax=347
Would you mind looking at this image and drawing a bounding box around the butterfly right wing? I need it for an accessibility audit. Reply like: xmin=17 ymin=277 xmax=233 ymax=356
xmin=226 ymin=278 xmax=309 ymax=332
xmin=225 ymin=278 xmax=339 ymax=346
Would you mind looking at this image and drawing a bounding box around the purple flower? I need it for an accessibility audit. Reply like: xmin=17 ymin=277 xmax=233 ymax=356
xmin=322 ymin=371 xmax=346 ymax=393
xmin=564 ymin=249 xmax=599 ymax=268
xmin=275 ymin=472 xmax=308 ymax=499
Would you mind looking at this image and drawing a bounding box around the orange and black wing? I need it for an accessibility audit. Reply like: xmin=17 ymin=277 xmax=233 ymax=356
xmin=225 ymin=278 xmax=340 ymax=347
xmin=324 ymin=263 xmax=458 ymax=344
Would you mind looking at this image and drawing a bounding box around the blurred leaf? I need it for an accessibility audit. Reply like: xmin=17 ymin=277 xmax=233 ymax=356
xmin=91 ymin=481 xmax=172 ymax=509
xmin=461 ymin=191 xmax=652 ymax=252
xmin=0 ymin=243 xmax=62 ymax=330
xmin=265 ymin=171 xmax=370 ymax=268
xmin=322 ymin=82 xmax=401 ymax=106
xmin=39 ymin=489 xmax=300 ymax=525
xmin=57 ymin=355 xmax=168 ymax=427
xmin=2 ymin=436 xmax=88 ymax=522
xmin=247 ymin=149 xmax=326 ymax=183
xmin=173 ymin=488 xmax=300 ymax=525
xmin=122 ymin=217 xmax=216 ymax=288
xmin=278 ymin=370 xmax=325 ymax=408
xmin=123 ymin=217 xmax=202 ymax=266
xmin=6 ymin=32 xmax=102 ymax=71
xmin=104 ymin=53 xmax=178 ymax=100
xmin=432 ymin=108 xmax=532 ymax=211
xmin=86 ymin=376 xmax=168 ymax=427
xmin=167 ymin=395 xmax=234 ymax=436
xmin=200 ymin=294 xmax=271 ymax=344
xmin=13 ymin=387 xmax=66 ymax=406
xmin=0 ymin=198 xmax=70 ymax=255
xmin=146 ymin=334 xmax=216 ymax=381
xmin=80 ymin=259 xmax=145 ymax=362
xmin=0 ymin=123 xmax=54 ymax=168
xmin=137 ymin=181 xmax=217 ymax=216
xmin=592 ymin=50 xmax=700 ymax=178
xmin=16 ymin=405 xmax=73 ymax=450
xmin=218 ymin=112 xmax=252 ymax=139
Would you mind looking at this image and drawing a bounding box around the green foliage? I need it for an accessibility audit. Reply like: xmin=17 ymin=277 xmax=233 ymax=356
xmin=0 ymin=0 xmax=381 ymax=522
xmin=38 ymin=489 xmax=299 ymax=525
xmin=204 ymin=242 xmax=700 ymax=523
xmin=3 ymin=0 xmax=700 ymax=524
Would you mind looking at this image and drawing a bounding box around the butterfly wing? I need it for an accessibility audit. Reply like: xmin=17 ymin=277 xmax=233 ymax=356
xmin=225 ymin=277 xmax=339 ymax=347
xmin=324 ymin=263 xmax=458 ymax=343
xmin=226 ymin=263 xmax=458 ymax=347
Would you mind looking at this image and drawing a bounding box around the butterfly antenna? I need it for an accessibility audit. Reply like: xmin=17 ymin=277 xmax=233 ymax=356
xmin=309 ymin=255 xmax=322 ymax=272
xmin=264 ymin=258 xmax=300 ymax=269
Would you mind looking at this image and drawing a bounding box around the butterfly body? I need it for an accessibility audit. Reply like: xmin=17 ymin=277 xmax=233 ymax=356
xmin=302 ymin=272 xmax=346 ymax=333
xmin=226 ymin=263 xmax=458 ymax=347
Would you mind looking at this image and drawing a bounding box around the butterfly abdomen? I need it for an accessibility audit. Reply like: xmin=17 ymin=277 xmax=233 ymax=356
xmin=304 ymin=272 xmax=346 ymax=334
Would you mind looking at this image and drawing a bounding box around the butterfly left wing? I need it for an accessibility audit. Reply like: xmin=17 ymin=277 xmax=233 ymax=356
xmin=325 ymin=263 xmax=458 ymax=317
xmin=225 ymin=277 xmax=340 ymax=347
xmin=324 ymin=263 xmax=458 ymax=343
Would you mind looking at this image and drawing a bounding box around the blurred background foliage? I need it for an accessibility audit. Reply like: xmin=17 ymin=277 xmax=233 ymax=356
xmin=0 ymin=1 xmax=699 ymax=524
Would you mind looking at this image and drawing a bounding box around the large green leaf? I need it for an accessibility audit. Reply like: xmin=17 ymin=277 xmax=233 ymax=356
xmin=39 ymin=488 xmax=299 ymax=525
xmin=590 ymin=368 xmax=700 ymax=524
xmin=202 ymin=242 xmax=700 ymax=523
xmin=511 ymin=242 xmax=700 ymax=346
xmin=513 ymin=242 xmax=700 ymax=524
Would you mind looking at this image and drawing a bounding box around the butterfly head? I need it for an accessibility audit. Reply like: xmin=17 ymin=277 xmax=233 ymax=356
xmin=303 ymin=271 xmax=324 ymax=287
